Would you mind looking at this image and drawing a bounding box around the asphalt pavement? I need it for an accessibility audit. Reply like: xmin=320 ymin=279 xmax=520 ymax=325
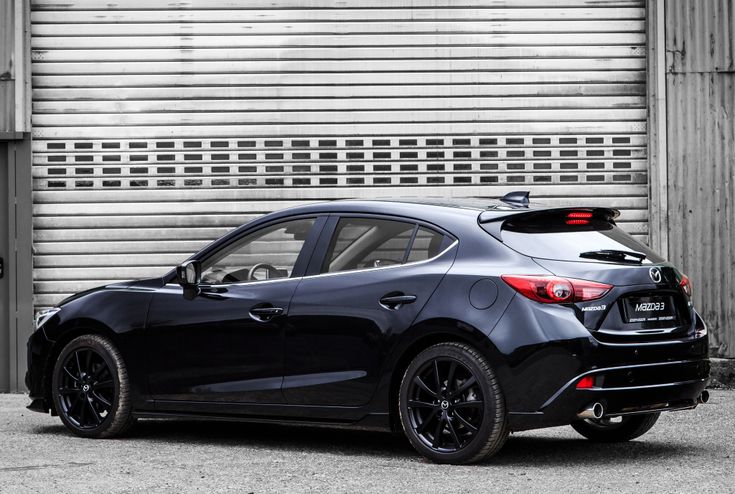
xmin=0 ymin=391 xmax=733 ymax=493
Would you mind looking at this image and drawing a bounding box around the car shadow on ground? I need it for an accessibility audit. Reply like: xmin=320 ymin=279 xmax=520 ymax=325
xmin=33 ymin=419 xmax=704 ymax=465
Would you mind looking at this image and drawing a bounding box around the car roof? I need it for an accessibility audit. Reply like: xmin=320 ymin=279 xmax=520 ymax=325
xmin=272 ymin=197 xmax=528 ymax=218
xmin=259 ymin=197 xmax=619 ymax=233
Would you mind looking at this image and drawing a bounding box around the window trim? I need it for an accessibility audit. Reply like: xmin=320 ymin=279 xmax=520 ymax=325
xmin=165 ymin=238 xmax=459 ymax=290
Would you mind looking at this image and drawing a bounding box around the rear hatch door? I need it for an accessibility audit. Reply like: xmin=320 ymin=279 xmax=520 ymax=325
xmin=482 ymin=208 xmax=693 ymax=341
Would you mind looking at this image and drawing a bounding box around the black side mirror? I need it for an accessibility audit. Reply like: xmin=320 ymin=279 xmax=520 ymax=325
xmin=176 ymin=260 xmax=201 ymax=300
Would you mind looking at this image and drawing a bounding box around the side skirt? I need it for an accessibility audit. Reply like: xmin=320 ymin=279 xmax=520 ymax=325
xmin=133 ymin=409 xmax=391 ymax=432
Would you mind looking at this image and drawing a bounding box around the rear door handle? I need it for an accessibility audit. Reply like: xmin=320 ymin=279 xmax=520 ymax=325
xmin=379 ymin=293 xmax=417 ymax=309
xmin=249 ymin=305 xmax=284 ymax=322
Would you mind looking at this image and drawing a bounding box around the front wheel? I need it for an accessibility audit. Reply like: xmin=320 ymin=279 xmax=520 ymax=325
xmin=571 ymin=413 xmax=660 ymax=442
xmin=51 ymin=334 xmax=136 ymax=438
xmin=398 ymin=342 xmax=509 ymax=464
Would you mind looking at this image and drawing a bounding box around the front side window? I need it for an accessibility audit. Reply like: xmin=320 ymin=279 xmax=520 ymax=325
xmin=200 ymin=218 xmax=315 ymax=284
xmin=322 ymin=217 xmax=446 ymax=274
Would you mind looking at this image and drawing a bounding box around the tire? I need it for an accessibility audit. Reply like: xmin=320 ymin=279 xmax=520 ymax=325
xmin=398 ymin=342 xmax=509 ymax=464
xmin=51 ymin=334 xmax=136 ymax=438
xmin=571 ymin=413 xmax=660 ymax=442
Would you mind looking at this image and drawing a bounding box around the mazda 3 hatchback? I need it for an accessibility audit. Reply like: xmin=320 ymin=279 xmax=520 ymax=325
xmin=26 ymin=193 xmax=710 ymax=464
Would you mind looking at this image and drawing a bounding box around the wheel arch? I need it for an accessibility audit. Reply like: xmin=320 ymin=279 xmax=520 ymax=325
xmin=386 ymin=318 xmax=508 ymax=433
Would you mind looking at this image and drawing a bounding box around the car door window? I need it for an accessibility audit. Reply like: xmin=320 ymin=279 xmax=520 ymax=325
xmin=200 ymin=218 xmax=316 ymax=284
xmin=322 ymin=217 xmax=416 ymax=273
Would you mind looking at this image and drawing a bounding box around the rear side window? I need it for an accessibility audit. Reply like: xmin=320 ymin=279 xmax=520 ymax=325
xmin=406 ymin=226 xmax=445 ymax=263
xmin=488 ymin=210 xmax=664 ymax=264
xmin=322 ymin=218 xmax=446 ymax=273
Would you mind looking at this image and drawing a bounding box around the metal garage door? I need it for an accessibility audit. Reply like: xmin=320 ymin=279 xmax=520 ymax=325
xmin=30 ymin=0 xmax=648 ymax=308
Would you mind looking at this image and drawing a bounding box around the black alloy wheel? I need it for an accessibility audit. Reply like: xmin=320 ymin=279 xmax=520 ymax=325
xmin=52 ymin=334 xmax=136 ymax=438
xmin=57 ymin=347 xmax=114 ymax=429
xmin=407 ymin=358 xmax=484 ymax=452
xmin=399 ymin=342 xmax=508 ymax=464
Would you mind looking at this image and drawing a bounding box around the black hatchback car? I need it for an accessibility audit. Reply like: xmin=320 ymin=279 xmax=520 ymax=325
xmin=26 ymin=194 xmax=709 ymax=464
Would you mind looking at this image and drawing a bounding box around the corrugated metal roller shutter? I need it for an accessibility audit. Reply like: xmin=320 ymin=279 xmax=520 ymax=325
xmin=30 ymin=0 xmax=648 ymax=308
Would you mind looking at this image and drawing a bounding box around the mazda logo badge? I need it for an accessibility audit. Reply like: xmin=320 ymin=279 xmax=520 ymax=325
xmin=649 ymin=267 xmax=662 ymax=283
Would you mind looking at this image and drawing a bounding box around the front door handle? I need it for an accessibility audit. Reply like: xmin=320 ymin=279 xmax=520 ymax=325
xmin=379 ymin=293 xmax=417 ymax=310
xmin=249 ymin=305 xmax=284 ymax=322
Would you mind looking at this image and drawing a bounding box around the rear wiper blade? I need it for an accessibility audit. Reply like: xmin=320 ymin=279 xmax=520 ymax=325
xmin=579 ymin=249 xmax=646 ymax=264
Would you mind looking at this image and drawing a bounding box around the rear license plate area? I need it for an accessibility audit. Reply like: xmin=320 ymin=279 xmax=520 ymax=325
xmin=622 ymin=295 xmax=678 ymax=325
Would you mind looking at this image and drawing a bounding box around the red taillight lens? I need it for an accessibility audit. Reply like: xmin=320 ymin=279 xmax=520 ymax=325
xmin=565 ymin=211 xmax=593 ymax=225
xmin=501 ymin=275 xmax=613 ymax=304
xmin=679 ymin=274 xmax=692 ymax=297
xmin=576 ymin=375 xmax=595 ymax=389
xmin=572 ymin=279 xmax=614 ymax=301
xmin=566 ymin=211 xmax=593 ymax=219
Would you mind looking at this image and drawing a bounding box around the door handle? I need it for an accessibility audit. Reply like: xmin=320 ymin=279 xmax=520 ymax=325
xmin=0 ymin=257 xmax=3 ymax=279
xmin=379 ymin=293 xmax=417 ymax=310
xmin=249 ymin=305 xmax=284 ymax=322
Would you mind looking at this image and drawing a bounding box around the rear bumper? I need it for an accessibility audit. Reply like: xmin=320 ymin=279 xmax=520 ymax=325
xmin=508 ymin=358 xmax=709 ymax=431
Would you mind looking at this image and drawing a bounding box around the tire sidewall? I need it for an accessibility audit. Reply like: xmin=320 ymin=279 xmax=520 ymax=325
xmin=399 ymin=343 xmax=504 ymax=464
xmin=51 ymin=335 xmax=123 ymax=438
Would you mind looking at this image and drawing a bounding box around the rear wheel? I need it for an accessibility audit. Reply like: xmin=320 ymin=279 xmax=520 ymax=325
xmin=398 ymin=342 xmax=508 ymax=464
xmin=571 ymin=413 xmax=660 ymax=442
xmin=51 ymin=334 xmax=136 ymax=438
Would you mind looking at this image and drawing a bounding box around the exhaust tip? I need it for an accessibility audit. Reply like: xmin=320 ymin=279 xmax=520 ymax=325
xmin=698 ymin=390 xmax=710 ymax=404
xmin=577 ymin=402 xmax=604 ymax=420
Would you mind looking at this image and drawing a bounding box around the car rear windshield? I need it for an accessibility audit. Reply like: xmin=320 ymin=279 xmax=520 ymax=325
xmin=486 ymin=210 xmax=665 ymax=264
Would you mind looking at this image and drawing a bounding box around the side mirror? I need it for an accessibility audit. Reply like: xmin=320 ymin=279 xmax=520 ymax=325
xmin=176 ymin=260 xmax=201 ymax=300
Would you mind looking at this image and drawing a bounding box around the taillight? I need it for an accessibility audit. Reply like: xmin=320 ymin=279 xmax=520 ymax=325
xmin=565 ymin=211 xmax=593 ymax=225
xmin=679 ymin=274 xmax=692 ymax=297
xmin=572 ymin=279 xmax=614 ymax=301
xmin=501 ymin=275 xmax=613 ymax=304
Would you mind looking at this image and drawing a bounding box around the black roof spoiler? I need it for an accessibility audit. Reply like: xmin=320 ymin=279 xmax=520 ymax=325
xmin=478 ymin=207 xmax=620 ymax=241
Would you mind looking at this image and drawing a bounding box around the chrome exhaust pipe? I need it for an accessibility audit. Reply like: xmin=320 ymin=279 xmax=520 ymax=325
xmin=697 ymin=390 xmax=710 ymax=404
xmin=577 ymin=402 xmax=604 ymax=420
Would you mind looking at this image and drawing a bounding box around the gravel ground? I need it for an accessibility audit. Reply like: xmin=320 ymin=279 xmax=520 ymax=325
xmin=0 ymin=391 xmax=733 ymax=493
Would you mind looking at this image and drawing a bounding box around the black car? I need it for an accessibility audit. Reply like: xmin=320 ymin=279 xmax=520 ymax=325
xmin=26 ymin=193 xmax=709 ymax=464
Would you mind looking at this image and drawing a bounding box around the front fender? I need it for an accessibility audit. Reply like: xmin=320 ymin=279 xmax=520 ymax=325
xmin=38 ymin=286 xmax=156 ymax=411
